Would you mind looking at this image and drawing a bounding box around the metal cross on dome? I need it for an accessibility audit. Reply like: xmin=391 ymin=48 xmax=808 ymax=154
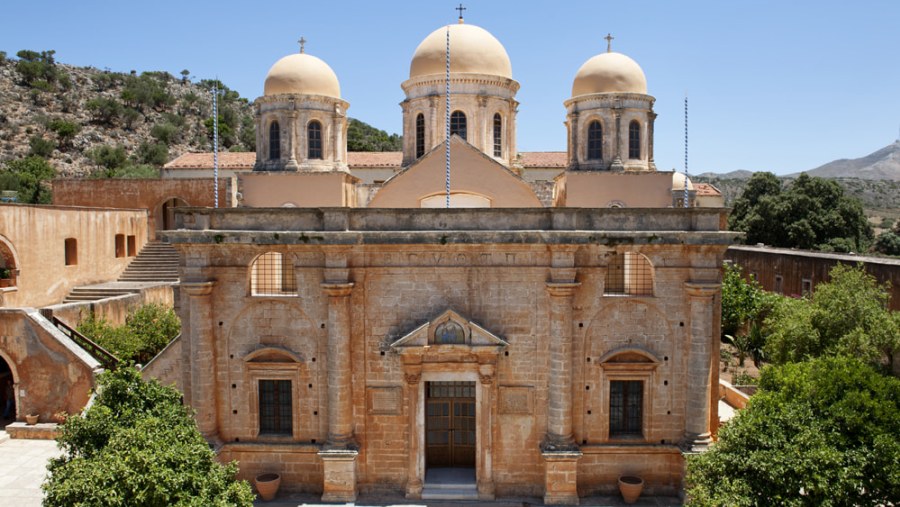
xmin=298 ymin=37 xmax=307 ymax=54
xmin=605 ymin=33 xmax=614 ymax=53
xmin=456 ymin=3 xmax=466 ymax=21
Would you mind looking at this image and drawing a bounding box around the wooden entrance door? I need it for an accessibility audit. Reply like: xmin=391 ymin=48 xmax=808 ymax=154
xmin=425 ymin=381 xmax=476 ymax=468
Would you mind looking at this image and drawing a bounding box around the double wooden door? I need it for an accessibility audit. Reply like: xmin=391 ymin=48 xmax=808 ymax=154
xmin=425 ymin=381 xmax=476 ymax=468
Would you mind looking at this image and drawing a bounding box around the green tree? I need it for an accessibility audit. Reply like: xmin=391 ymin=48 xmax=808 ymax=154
xmin=85 ymin=97 xmax=123 ymax=126
xmin=14 ymin=49 xmax=65 ymax=88
xmin=728 ymin=172 xmax=873 ymax=252
xmin=180 ymin=69 xmax=190 ymax=83
xmin=47 ymin=119 xmax=80 ymax=150
xmin=88 ymin=144 xmax=128 ymax=173
xmin=873 ymin=230 xmax=900 ymax=256
xmin=77 ymin=303 xmax=180 ymax=364
xmin=150 ymin=122 xmax=179 ymax=145
xmin=28 ymin=135 xmax=56 ymax=157
xmin=764 ymin=264 xmax=899 ymax=371
xmin=686 ymin=356 xmax=900 ymax=506
xmin=43 ymin=367 xmax=255 ymax=506
xmin=0 ymin=156 xmax=55 ymax=203
xmin=347 ymin=118 xmax=402 ymax=151
xmin=134 ymin=141 xmax=169 ymax=166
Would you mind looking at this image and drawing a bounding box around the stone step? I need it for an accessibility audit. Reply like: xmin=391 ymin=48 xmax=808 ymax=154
xmin=421 ymin=488 xmax=480 ymax=500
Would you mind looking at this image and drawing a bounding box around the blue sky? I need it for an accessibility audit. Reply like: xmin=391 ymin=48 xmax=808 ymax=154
xmin=2 ymin=1 xmax=899 ymax=175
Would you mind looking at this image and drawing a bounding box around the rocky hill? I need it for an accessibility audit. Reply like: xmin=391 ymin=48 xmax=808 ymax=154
xmin=0 ymin=50 xmax=255 ymax=178
xmin=795 ymin=140 xmax=900 ymax=181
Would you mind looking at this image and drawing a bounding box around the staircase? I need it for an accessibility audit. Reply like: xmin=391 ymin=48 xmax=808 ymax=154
xmin=64 ymin=286 xmax=138 ymax=303
xmin=421 ymin=468 xmax=479 ymax=501
xmin=118 ymin=241 xmax=179 ymax=282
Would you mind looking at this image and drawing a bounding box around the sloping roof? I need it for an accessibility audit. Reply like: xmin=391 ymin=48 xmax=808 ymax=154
xmin=347 ymin=152 xmax=403 ymax=167
xmin=519 ymin=152 xmax=567 ymax=168
xmin=694 ymin=183 xmax=722 ymax=196
xmin=164 ymin=152 xmax=256 ymax=170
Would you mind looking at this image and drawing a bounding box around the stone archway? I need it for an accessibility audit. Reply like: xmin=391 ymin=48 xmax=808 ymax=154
xmin=0 ymin=235 xmax=19 ymax=290
xmin=154 ymin=197 xmax=190 ymax=236
xmin=0 ymin=351 xmax=19 ymax=424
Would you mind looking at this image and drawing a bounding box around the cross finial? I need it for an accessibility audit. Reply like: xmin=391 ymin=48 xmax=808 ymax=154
xmin=298 ymin=36 xmax=307 ymax=54
xmin=604 ymin=33 xmax=614 ymax=53
xmin=456 ymin=3 xmax=466 ymax=23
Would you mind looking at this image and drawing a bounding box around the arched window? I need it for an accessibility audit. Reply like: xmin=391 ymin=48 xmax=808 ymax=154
xmin=629 ymin=120 xmax=641 ymax=159
xmin=604 ymin=252 xmax=653 ymax=296
xmin=493 ymin=113 xmax=502 ymax=157
xmin=587 ymin=121 xmax=602 ymax=160
xmin=450 ymin=111 xmax=467 ymax=141
xmin=308 ymin=121 xmax=323 ymax=160
xmin=415 ymin=114 xmax=425 ymax=158
xmin=251 ymin=252 xmax=297 ymax=296
xmin=268 ymin=122 xmax=280 ymax=161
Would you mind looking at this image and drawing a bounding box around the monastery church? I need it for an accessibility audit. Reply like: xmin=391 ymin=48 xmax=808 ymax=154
xmin=0 ymin=11 xmax=735 ymax=505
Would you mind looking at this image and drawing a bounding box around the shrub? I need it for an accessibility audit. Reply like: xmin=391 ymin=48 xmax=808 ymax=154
xmin=28 ymin=135 xmax=56 ymax=157
xmin=87 ymin=144 xmax=128 ymax=172
xmin=85 ymin=97 xmax=122 ymax=126
xmin=150 ymin=122 xmax=179 ymax=145
xmin=0 ymin=156 xmax=55 ymax=203
xmin=43 ymin=367 xmax=254 ymax=506
xmin=47 ymin=119 xmax=80 ymax=148
xmin=77 ymin=303 xmax=180 ymax=363
xmin=134 ymin=141 xmax=168 ymax=166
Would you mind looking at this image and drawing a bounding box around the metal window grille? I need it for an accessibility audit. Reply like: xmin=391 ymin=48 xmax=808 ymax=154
xmin=251 ymin=252 xmax=297 ymax=296
xmin=269 ymin=122 xmax=280 ymax=160
xmin=428 ymin=381 xmax=475 ymax=399
xmin=604 ymin=252 xmax=653 ymax=296
xmin=587 ymin=121 xmax=602 ymax=160
xmin=610 ymin=380 xmax=643 ymax=436
xmin=259 ymin=379 xmax=292 ymax=435
xmin=493 ymin=113 xmax=502 ymax=157
xmin=308 ymin=121 xmax=323 ymax=159
xmin=450 ymin=111 xmax=467 ymax=141
xmin=628 ymin=121 xmax=641 ymax=159
xmin=416 ymin=114 xmax=426 ymax=158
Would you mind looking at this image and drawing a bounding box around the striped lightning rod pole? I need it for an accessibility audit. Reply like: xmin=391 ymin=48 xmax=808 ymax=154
xmin=444 ymin=24 xmax=451 ymax=208
xmin=213 ymin=80 xmax=219 ymax=208
xmin=683 ymin=94 xmax=689 ymax=208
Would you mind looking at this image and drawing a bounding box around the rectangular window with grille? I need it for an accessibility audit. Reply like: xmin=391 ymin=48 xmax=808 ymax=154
xmin=610 ymin=380 xmax=643 ymax=437
xmin=604 ymin=252 xmax=653 ymax=296
xmin=259 ymin=379 xmax=292 ymax=435
xmin=251 ymin=252 xmax=297 ymax=296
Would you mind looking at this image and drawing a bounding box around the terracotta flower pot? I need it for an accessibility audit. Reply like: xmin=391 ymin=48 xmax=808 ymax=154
xmin=254 ymin=472 xmax=281 ymax=501
xmin=25 ymin=414 xmax=39 ymax=425
xmin=618 ymin=475 xmax=644 ymax=504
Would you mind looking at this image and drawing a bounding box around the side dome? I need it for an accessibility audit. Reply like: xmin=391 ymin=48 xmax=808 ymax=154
xmin=264 ymin=53 xmax=341 ymax=98
xmin=409 ymin=23 xmax=512 ymax=79
xmin=672 ymin=172 xmax=694 ymax=191
xmin=572 ymin=52 xmax=647 ymax=96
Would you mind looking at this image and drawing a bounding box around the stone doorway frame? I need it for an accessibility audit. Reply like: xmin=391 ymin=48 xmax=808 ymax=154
xmin=390 ymin=309 xmax=507 ymax=500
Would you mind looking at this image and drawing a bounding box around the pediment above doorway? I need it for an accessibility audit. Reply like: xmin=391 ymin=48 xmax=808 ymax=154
xmin=390 ymin=309 xmax=508 ymax=357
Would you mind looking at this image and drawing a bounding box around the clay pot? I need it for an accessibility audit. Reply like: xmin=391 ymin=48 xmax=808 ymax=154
xmin=0 ymin=279 xmax=11 ymax=288
xmin=254 ymin=473 xmax=281 ymax=501
xmin=618 ymin=475 xmax=644 ymax=504
xmin=25 ymin=414 xmax=39 ymax=425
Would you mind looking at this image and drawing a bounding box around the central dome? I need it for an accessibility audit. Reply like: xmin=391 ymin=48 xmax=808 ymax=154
xmin=264 ymin=53 xmax=341 ymax=98
xmin=409 ymin=23 xmax=512 ymax=79
xmin=572 ymin=52 xmax=647 ymax=96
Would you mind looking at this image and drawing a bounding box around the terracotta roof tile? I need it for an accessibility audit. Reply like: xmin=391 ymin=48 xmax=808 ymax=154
xmin=694 ymin=183 xmax=722 ymax=196
xmin=164 ymin=152 xmax=256 ymax=170
xmin=347 ymin=152 xmax=403 ymax=167
xmin=519 ymin=152 xmax=567 ymax=168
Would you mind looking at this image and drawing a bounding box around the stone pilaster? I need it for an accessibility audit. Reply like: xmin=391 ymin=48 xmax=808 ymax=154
xmin=544 ymin=281 xmax=580 ymax=445
xmin=321 ymin=282 xmax=354 ymax=446
xmin=478 ymin=370 xmax=496 ymax=500
xmin=610 ymin=109 xmax=624 ymax=171
xmin=647 ymin=111 xmax=657 ymax=171
xmin=318 ymin=449 xmax=359 ymax=503
xmin=681 ymin=282 xmax=719 ymax=452
xmin=566 ymin=110 xmax=579 ymax=170
xmin=285 ymin=109 xmax=299 ymax=170
xmin=182 ymin=281 xmax=217 ymax=439
xmin=404 ymin=370 xmax=423 ymax=499
xmin=542 ymin=450 xmax=583 ymax=505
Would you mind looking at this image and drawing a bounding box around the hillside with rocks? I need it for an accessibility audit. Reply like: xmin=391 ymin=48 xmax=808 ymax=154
xmin=0 ymin=50 xmax=255 ymax=178
xmin=796 ymin=140 xmax=900 ymax=181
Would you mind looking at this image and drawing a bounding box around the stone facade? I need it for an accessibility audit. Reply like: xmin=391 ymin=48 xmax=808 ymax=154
xmin=162 ymin=207 xmax=736 ymax=502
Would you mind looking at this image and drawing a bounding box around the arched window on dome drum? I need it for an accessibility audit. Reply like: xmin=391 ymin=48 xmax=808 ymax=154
xmin=493 ymin=113 xmax=502 ymax=157
xmin=450 ymin=111 xmax=467 ymax=141
xmin=308 ymin=121 xmax=323 ymax=159
xmin=268 ymin=122 xmax=280 ymax=161
xmin=587 ymin=121 xmax=602 ymax=160
xmin=629 ymin=120 xmax=641 ymax=159
xmin=415 ymin=114 xmax=425 ymax=158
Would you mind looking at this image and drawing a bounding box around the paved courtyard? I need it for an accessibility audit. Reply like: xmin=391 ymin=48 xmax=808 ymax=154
xmin=0 ymin=431 xmax=61 ymax=507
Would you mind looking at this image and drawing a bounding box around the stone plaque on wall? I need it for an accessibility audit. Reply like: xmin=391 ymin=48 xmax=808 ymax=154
xmin=499 ymin=386 xmax=533 ymax=415
xmin=367 ymin=386 xmax=402 ymax=415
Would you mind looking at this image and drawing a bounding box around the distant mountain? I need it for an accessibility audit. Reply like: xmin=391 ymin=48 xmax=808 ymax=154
xmin=792 ymin=141 xmax=900 ymax=181
xmin=696 ymin=169 xmax=755 ymax=179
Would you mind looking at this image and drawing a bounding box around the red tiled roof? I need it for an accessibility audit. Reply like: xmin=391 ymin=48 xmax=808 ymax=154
xmin=694 ymin=183 xmax=722 ymax=196
xmin=163 ymin=152 xmax=256 ymax=170
xmin=347 ymin=152 xmax=403 ymax=167
xmin=519 ymin=152 xmax=567 ymax=168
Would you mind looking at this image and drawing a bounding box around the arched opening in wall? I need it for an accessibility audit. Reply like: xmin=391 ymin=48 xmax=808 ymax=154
xmin=604 ymin=252 xmax=654 ymax=296
xmin=0 ymin=237 xmax=19 ymax=288
xmin=450 ymin=111 xmax=467 ymax=141
xmin=158 ymin=197 xmax=189 ymax=231
xmin=493 ymin=113 xmax=502 ymax=157
xmin=0 ymin=354 xmax=16 ymax=424
xmin=420 ymin=192 xmax=491 ymax=208
xmin=250 ymin=252 xmax=297 ymax=296
xmin=269 ymin=121 xmax=281 ymax=161
xmin=416 ymin=114 xmax=425 ymax=158
xmin=308 ymin=121 xmax=323 ymax=160
xmin=587 ymin=120 xmax=602 ymax=160
xmin=629 ymin=120 xmax=641 ymax=159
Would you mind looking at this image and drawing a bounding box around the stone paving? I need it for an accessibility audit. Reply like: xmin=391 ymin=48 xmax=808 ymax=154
xmin=0 ymin=431 xmax=62 ymax=507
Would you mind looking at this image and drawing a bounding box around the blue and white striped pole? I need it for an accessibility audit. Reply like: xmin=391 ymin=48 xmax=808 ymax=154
xmin=213 ymin=80 xmax=219 ymax=209
xmin=445 ymin=25 xmax=451 ymax=208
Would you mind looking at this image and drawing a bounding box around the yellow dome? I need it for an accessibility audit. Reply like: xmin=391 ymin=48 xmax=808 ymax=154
xmin=572 ymin=52 xmax=647 ymax=96
xmin=409 ymin=23 xmax=512 ymax=79
xmin=672 ymin=172 xmax=694 ymax=191
xmin=264 ymin=53 xmax=341 ymax=98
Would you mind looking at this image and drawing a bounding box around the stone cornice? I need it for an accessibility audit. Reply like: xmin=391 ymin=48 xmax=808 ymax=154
xmin=564 ymin=93 xmax=655 ymax=110
xmin=401 ymin=73 xmax=520 ymax=94
xmin=255 ymin=93 xmax=350 ymax=111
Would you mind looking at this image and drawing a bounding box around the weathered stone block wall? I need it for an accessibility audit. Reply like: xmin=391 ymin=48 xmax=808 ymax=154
xmin=46 ymin=283 xmax=175 ymax=328
xmin=219 ymin=443 xmax=323 ymax=494
xmin=0 ymin=204 xmax=148 ymax=308
xmin=577 ymin=448 xmax=684 ymax=496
